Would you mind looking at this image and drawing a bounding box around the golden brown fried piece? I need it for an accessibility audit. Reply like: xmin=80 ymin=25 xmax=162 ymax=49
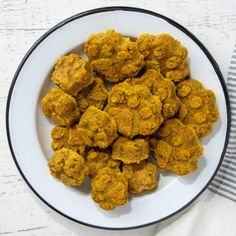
xmin=41 ymin=88 xmax=80 ymax=126
xmin=126 ymin=68 xmax=164 ymax=92
xmin=48 ymin=148 xmax=88 ymax=186
xmin=51 ymin=126 xmax=85 ymax=155
xmin=86 ymin=149 xmax=120 ymax=177
xmin=150 ymin=119 xmax=203 ymax=175
xmin=84 ymin=29 xmax=144 ymax=83
xmin=123 ymin=161 xmax=158 ymax=194
xmin=126 ymin=69 xmax=180 ymax=119
xmin=137 ymin=34 xmax=189 ymax=82
xmin=75 ymin=106 xmax=118 ymax=148
xmin=153 ymin=76 xmax=180 ymax=120
xmin=176 ymin=79 xmax=219 ymax=137
xmin=51 ymin=53 xmax=93 ymax=96
xmin=112 ymin=137 xmax=149 ymax=164
xmin=105 ymin=82 xmax=163 ymax=137
xmin=91 ymin=167 xmax=128 ymax=210
xmin=76 ymin=77 xmax=108 ymax=112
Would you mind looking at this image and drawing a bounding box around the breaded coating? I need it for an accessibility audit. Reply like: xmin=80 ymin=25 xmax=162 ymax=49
xmin=152 ymin=75 xmax=180 ymax=120
xmin=126 ymin=69 xmax=180 ymax=119
xmin=112 ymin=137 xmax=149 ymax=164
xmin=105 ymin=82 xmax=163 ymax=137
xmin=86 ymin=149 xmax=120 ymax=177
xmin=84 ymin=29 xmax=144 ymax=83
xmin=48 ymin=148 xmax=88 ymax=186
xmin=76 ymin=77 xmax=108 ymax=112
xmin=176 ymin=79 xmax=219 ymax=137
xmin=137 ymin=34 xmax=189 ymax=82
xmin=51 ymin=53 xmax=93 ymax=96
xmin=75 ymin=106 xmax=118 ymax=148
xmin=150 ymin=119 xmax=203 ymax=175
xmin=123 ymin=161 xmax=158 ymax=194
xmin=51 ymin=126 xmax=85 ymax=155
xmin=91 ymin=167 xmax=128 ymax=210
xmin=125 ymin=69 xmax=164 ymax=92
xmin=41 ymin=88 xmax=80 ymax=126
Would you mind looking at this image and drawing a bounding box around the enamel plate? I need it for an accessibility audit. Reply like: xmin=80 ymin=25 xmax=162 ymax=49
xmin=6 ymin=7 xmax=230 ymax=230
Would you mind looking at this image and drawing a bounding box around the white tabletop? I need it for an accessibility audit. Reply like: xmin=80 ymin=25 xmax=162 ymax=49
xmin=1 ymin=0 xmax=236 ymax=235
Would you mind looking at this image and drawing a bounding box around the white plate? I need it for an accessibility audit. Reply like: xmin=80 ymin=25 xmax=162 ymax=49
xmin=6 ymin=7 xmax=230 ymax=230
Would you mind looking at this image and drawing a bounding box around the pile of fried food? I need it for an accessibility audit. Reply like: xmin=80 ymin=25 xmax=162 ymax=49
xmin=41 ymin=29 xmax=219 ymax=210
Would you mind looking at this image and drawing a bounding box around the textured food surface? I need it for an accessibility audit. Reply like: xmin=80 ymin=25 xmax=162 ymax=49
xmin=51 ymin=126 xmax=85 ymax=155
xmin=51 ymin=53 xmax=93 ymax=96
xmin=84 ymin=29 xmax=144 ymax=83
xmin=105 ymin=82 xmax=163 ymax=137
xmin=86 ymin=149 xmax=120 ymax=177
xmin=75 ymin=106 xmax=118 ymax=148
xmin=91 ymin=167 xmax=128 ymax=210
xmin=176 ymin=79 xmax=219 ymax=137
xmin=112 ymin=137 xmax=149 ymax=164
xmin=123 ymin=161 xmax=158 ymax=193
xmin=41 ymin=88 xmax=80 ymax=126
xmin=48 ymin=148 xmax=88 ymax=186
xmin=137 ymin=33 xmax=189 ymax=82
xmin=150 ymin=119 xmax=203 ymax=175
xmin=126 ymin=69 xmax=180 ymax=119
xmin=76 ymin=77 xmax=108 ymax=112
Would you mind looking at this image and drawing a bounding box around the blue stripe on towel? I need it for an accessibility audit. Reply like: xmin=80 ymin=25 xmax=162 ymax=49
xmin=209 ymin=45 xmax=236 ymax=202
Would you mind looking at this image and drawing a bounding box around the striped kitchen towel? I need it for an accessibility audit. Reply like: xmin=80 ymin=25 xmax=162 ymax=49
xmin=209 ymin=45 xmax=236 ymax=202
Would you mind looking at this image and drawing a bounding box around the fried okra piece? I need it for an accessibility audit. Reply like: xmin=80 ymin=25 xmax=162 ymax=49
xmin=76 ymin=77 xmax=108 ymax=112
xmin=51 ymin=126 xmax=85 ymax=155
xmin=48 ymin=148 xmax=88 ymax=186
xmin=91 ymin=167 xmax=128 ymax=210
xmin=75 ymin=106 xmax=118 ymax=148
xmin=150 ymin=119 xmax=203 ymax=175
xmin=112 ymin=137 xmax=149 ymax=164
xmin=126 ymin=69 xmax=180 ymax=119
xmin=176 ymin=79 xmax=219 ymax=137
xmin=84 ymin=29 xmax=144 ymax=83
xmin=86 ymin=149 xmax=120 ymax=177
xmin=105 ymin=82 xmax=163 ymax=137
xmin=123 ymin=161 xmax=158 ymax=194
xmin=41 ymin=88 xmax=80 ymax=126
xmin=51 ymin=53 xmax=93 ymax=96
xmin=137 ymin=34 xmax=189 ymax=82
